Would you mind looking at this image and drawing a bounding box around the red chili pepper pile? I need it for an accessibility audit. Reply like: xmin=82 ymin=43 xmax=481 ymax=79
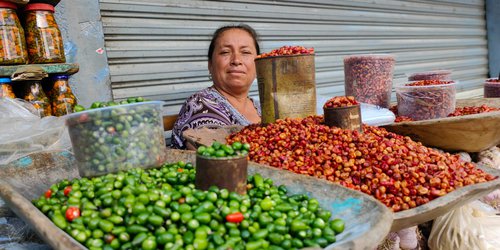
xmin=448 ymin=105 xmax=500 ymax=117
xmin=323 ymin=96 xmax=359 ymax=108
xmin=392 ymin=105 xmax=500 ymax=122
xmin=406 ymin=80 xmax=453 ymax=87
xmin=227 ymin=116 xmax=495 ymax=212
xmin=486 ymin=79 xmax=500 ymax=83
xmin=256 ymin=45 xmax=314 ymax=59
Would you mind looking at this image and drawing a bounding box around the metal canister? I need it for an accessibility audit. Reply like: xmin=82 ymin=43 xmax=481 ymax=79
xmin=324 ymin=105 xmax=362 ymax=133
xmin=255 ymin=54 xmax=316 ymax=124
xmin=195 ymin=154 xmax=248 ymax=195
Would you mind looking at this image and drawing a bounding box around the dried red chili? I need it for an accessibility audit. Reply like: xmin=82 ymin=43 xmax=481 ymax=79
xmin=406 ymin=80 xmax=453 ymax=87
xmin=0 ymin=1 xmax=28 ymax=65
xmin=323 ymin=96 xmax=359 ymax=108
xmin=396 ymin=80 xmax=456 ymax=121
xmin=24 ymin=3 xmax=65 ymax=64
xmin=227 ymin=115 xmax=496 ymax=212
xmin=484 ymin=78 xmax=500 ymax=98
xmin=447 ymin=105 xmax=500 ymax=117
xmin=256 ymin=45 xmax=314 ymax=59
xmin=392 ymin=104 xmax=500 ymax=122
xmin=407 ymin=70 xmax=452 ymax=81
xmin=344 ymin=54 xmax=395 ymax=108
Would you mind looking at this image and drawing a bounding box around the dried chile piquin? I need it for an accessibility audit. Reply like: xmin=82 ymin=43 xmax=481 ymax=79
xmin=227 ymin=116 xmax=496 ymax=212
xmin=48 ymin=75 xmax=77 ymax=116
xmin=448 ymin=105 xmax=500 ymax=117
xmin=0 ymin=77 xmax=15 ymax=98
xmin=323 ymin=96 xmax=359 ymax=108
xmin=407 ymin=70 xmax=452 ymax=81
xmin=392 ymin=104 xmax=500 ymax=122
xmin=256 ymin=45 xmax=314 ymax=59
xmin=396 ymin=80 xmax=456 ymax=121
xmin=0 ymin=1 xmax=28 ymax=65
xmin=344 ymin=54 xmax=395 ymax=108
xmin=23 ymin=80 xmax=52 ymax=117
xmin=484 ymin=78 xmax=500 ymax=98
xmin=24 ymin=3 xmax=65 ymax=64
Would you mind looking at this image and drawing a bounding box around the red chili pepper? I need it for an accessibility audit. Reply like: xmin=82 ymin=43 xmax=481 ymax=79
xmin=226 ymin=212 xmax=244 ymax=223
xmin=63 ymin=186 xmax=72 ymax=196
xmin=45 ymin=189 xmax=52 ymax=198
xmin=65 ymin=207 xmax=80 ymax=222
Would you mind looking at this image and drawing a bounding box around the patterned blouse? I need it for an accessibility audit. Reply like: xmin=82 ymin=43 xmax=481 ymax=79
xmin=171 ymin=86 xmax=261 ymax=149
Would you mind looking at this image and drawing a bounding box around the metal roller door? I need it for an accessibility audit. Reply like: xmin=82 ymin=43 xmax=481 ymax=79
xmin=99 ymin=0 xmax=488 ymax=115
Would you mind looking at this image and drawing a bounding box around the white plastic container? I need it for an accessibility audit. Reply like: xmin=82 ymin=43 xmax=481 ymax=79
xmin=396 ymin=81 xmax=457 ymax=121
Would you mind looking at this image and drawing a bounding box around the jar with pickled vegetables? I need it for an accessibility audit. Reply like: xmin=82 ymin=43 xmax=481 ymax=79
xmin=0 ymin=77 xmax=15 ymax=98
xmin=24 ymin=80 xmax=51 ymax=117
xmin=0 ymin=1 xmax=28 ymax=65
xmin=48 ymin=75 xmax=76 ymax=116
xmin=24 ymin=3 xmax=65 ymax=64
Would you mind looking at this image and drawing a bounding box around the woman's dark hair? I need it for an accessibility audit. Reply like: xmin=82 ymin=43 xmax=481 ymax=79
xmin=208 ymin=24 xmax=260 ymax=61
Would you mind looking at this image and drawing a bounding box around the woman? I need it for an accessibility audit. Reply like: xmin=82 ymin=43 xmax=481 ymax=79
xmin=171 ymin=24 xmax=261 ymax=149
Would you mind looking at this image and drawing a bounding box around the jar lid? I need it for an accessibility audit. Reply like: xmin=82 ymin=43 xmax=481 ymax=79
xmin=24 ymin=3 xmax=54 ymax=12
xmin=0 ymin=1 xmax=17 ymax=9
xmin=50 ymin=75 xmax=69 ymax=80
xmin=0 ymin=77 xmax=12 ymax=83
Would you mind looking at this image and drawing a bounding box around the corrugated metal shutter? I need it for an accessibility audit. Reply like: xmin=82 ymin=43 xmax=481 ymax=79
xmin=99 ymin=0 xmax=488 ymax=115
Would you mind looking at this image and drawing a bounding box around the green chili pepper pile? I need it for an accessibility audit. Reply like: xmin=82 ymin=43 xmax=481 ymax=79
xmin=33 ymin=161 xmax=345 ymax=250
xmin=197 ymin=142 xmax=251 ymax=158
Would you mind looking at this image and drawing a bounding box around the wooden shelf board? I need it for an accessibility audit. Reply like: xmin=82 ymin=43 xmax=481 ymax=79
xmin=0 ymin=63 xmax=79 ymax=78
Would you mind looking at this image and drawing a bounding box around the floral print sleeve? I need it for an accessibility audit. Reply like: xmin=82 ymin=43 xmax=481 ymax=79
xmin=171 ymin=87 xmax=261 ymax=149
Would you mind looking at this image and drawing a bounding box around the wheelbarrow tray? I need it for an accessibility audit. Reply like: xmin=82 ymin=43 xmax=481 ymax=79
xmin=383 ymin=98 xmax=500 ymax=152
xmin=183 ymin=126 xmax=500 ymax=231
xmin=0 ymin=149 xmax=393 ymax=250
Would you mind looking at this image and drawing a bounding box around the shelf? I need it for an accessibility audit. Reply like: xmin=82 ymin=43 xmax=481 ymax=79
xmin=0 ymin=63 xmax=79 ymax=78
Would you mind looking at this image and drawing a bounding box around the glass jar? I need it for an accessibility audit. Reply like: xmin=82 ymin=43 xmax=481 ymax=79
xmin=49 ymin=75 xmax=77 ymax=116
xmin=0 ymin=77 xmax=15 ymax=98
xmin=0 ymin=1 xmax=28 ymax=64
xmin=24 ymin=3 xmax=65 ymax=64
xmin=23 ymin=80 xmax=52 ymax=117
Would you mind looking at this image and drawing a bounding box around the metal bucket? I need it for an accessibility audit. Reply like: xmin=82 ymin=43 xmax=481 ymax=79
xmin=255 ymin=54 xmax=316 ymax=124
xmin=324 ymin=105 xmax=362 ymax=133
xmin=195 ymin=154 xmax=248 ymax=194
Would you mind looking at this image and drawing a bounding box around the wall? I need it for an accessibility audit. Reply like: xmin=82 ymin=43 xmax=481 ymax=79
xmin=486 ymin=0 xmax=499 ymax=78
xmin=99 ymin=0 xmax=489 ymax=116
xmin=54 ymin=0 xmax=112 ymax=107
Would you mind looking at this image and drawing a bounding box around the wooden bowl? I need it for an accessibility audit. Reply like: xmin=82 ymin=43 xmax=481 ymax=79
xmin=383 ymin=98 xmax=500 ymax=152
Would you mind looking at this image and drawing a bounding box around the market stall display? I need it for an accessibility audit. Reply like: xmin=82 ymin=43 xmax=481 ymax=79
xmin=395 ymin=80 xmax=456 ymax=121
xmin=0 ymin=1 xmax=27 ymax=65
xmin=66 ymin=101 xmax=166 ymax=177
xmin=406 ymin=70 xmax=452 ymax=81
xmin=323 ymin=96 xmax=362 ymax=132
xmin=24 ymin=3 xmax=65 ymax=63
xmin=0 ymin=77 xmax=15 ymax=98
xmin=195 ymin=142 xmax=250 ymax=194
xmin=484 ymin=78 xmax=500 ymax=98
xmin=23 ymin=79 xmax=52 ymax=117
xmin=0 ymin=149 xmax=393 ymax=250
xmin=255 ymin=45 xmax=316 ymax=124
xmin=344 ymin=54 xmax=395 ymax=108
xmin=48 ymin=75 xmax=76 ymax=116
xmin=183 ymin=122 xmax=500 ymax=231
xmin=385 ymin=98 xmax=500 ymax=152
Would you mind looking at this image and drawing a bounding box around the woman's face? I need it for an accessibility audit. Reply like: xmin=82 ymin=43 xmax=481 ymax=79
xmin=209 ymin=29 xmax=257 ymax=94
